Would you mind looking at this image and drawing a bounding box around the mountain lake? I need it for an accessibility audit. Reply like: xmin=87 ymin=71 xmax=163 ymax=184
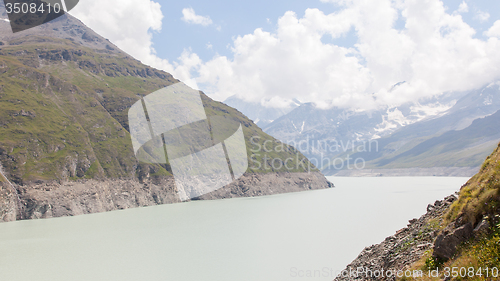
xmin=0 ymin=176 xmax=469 ymax=281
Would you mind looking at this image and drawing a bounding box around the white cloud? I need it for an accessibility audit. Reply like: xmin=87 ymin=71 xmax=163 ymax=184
xmin=196 ymin=9 xmax=367 ymax=108
xmin=71 ymin=0 xmax=162 ymax=62
xmin=457 ymin=1 xmax=468 ymax=13
xmin=486 ymin=20 xmax=500 ymax=38
xmin=188 ymin=0 xmax=500 ymax=110
xmin=71 ymin=0 xmax=500 ymax=111
xmin=168 ymin=49 xmax=203 ymax=88
xmin=181 ymin=8 xmax=213 ymax=26
xmin=474 ymin=10 xmax=490 ymax=23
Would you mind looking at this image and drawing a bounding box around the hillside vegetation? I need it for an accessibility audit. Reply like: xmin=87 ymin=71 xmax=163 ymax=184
xmin=0 ymin=13 xmax=315 ymax=186
xmin=399 ymin=142 xmax=500 ymax=280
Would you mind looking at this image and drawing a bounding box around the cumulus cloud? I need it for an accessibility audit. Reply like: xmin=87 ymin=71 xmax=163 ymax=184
xmin=474 ymin=10 xmax=490 ymax=23
xmin=457 ymin=1 xmax=468 ymax=13
xmin=181 ymin=8 xmax=213 ymax=26
xmin=71 ymin=0 xmax=500 ymax=111
xmin=71 ymin=0 xmax=163 ymax=64
xmin=188 ymin=0 xmax=500 ymax=110
xmin=196 ymin=9 xmax=367 ymax=108
xmin=485 ymin=20 xmax=500 ymax=38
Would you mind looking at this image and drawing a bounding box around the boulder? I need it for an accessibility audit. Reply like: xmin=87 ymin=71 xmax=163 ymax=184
xmin=473 ymin=219 xmax=489 ymax=233
xmin=433 ymin=223 xmax=473 ymax=259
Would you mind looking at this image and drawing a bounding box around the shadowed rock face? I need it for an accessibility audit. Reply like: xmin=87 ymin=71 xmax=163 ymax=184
xmin=1 ymin=172 xmax=332 ymax=222
xmin=433 ymin=223 xmax=473 ymax=260
xmin=0 ymin=182 xmax=18 ymax=221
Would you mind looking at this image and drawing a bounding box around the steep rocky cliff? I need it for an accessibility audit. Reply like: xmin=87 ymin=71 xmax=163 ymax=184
xmin=1 ymin=171 xmax=331 ymax=221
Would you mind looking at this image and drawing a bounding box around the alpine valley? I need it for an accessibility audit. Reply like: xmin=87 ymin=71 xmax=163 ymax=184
xmin=236 ymin=81 xmax=500 ymax=176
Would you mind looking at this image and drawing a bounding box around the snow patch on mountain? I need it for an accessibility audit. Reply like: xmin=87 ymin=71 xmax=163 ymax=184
xmin=373 ymin=101 xmax=456 ymax=138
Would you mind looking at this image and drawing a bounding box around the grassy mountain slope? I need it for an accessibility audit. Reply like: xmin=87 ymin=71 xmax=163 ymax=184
xmin=0 ymin=12 xmax=315 ymax=186
xmin=397 ymin=142 xmax=500 ymax=280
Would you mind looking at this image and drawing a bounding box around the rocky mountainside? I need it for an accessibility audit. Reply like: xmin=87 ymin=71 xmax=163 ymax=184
xmin=263 ymin=83 xmax=500 ymax=176
xmin=334 ymin=142 xmax=500 ymax=281
xmin=331 ymin=107 xmax=500 ymax=176
xmin=0 ymin=7 xmax=332 ymax=222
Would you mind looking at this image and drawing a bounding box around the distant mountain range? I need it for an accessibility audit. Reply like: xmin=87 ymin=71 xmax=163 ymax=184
xmin=334 ymin=84 xmax=500 ymax=175
xmin=227 ymin=82 xmax=500 ymax=176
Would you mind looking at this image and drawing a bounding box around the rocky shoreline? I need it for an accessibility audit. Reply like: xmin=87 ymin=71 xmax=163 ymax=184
xmin=334 ymin=194 xmax=457 ymax=281
xmin=330 ymin=167 xmax=479 ymax=177
xmin=333 ymin=191 xmax=492 ymax=281
xmin=0 ymin=171 xmax=333 ymax=222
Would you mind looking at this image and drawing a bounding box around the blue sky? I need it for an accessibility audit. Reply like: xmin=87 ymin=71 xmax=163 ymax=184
xmin=152 ymin=0 xmax=500 ymax=62
xmin=72 ymin=0 xmax=500 ymax=109
xmin=151 ymin=0 xmax=340 ymax=61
